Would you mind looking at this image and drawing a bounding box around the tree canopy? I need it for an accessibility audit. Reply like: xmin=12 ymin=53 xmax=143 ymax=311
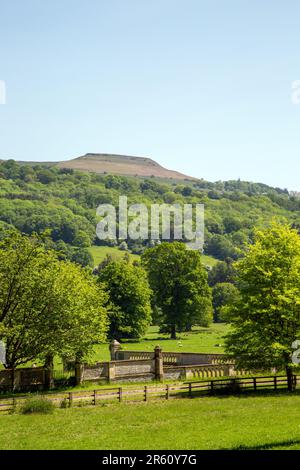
xmin=0 ymin=232 xmax=108 ymax=368
xmin=0 ymin=159 xmax=299 ymax=266
xmin=225 ymin=223 xmax=300 ymax=390
xmin=97 ymin=258 xmax=152 ymax=340
xmin=142 ymin=242 xmax=213 ymax=338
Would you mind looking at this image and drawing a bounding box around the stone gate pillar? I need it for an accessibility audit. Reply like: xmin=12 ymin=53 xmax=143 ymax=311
xmin=154 ymin=345 xmax=164 ymax=381
xmin=110 ymin=339 xmax=121 ymax=360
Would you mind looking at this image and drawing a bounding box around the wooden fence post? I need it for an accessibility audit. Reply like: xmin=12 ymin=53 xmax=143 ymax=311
xmin=210 ymin=380 xmax=214 ymax=394
xmin=144 ymin=385 xmax=148 ymax=402
xmin=274 ymin=376 xmax=277 ymax=390
xmin=12 ymin=396 xmax=16 ymax=413
xmin=166 ymin=384 xmax=169 ymax=400
xmin=118 ymin=387 xmax=122 ymax=403
xmin=93 ymin=390 xmax=97 ymax=405
xmin=253 ymin=377 xmax=257 ymax=391
xmin=189 ymin=382 xmax=192 ymax=398
xmin=69 ymin=392 xmax=73 ymax=407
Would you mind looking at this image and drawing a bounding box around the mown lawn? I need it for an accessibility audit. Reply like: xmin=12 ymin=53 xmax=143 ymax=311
xmin=1 ymin=323 xmax=229 ymax=373
xmin=91 ymin=323 xmax=229 ymax=362
xmin=1 ymin=392 xmax=300 ymax=450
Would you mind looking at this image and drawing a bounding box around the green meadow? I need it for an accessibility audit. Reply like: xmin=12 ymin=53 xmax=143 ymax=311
xmin=90 ymin=323 xmax=229 ymax=363
xmin=1 ymin=392 xmax=300 ymax=450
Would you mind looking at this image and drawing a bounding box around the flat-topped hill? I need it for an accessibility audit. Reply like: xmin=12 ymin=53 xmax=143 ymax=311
xmin=56 ymin=153 xmax=196 ymax=180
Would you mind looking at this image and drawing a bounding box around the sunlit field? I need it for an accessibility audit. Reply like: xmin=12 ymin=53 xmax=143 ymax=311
xmin=1 ymin=392 xmax=300 ymax=450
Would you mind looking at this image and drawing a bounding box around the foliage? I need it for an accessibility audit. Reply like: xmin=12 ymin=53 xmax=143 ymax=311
xmin=212 ymin=283 xmax=240 ymax=322
xmin=142 ymin=242 xmax=213 ymax=338
xmin=0 ymin=232 xmax=108 ymax=368
xmin=20 ymin=396 xmax=55 ymax=415
xmin=0 ymin=159 xmax=299 ymax=266
xmin=97 ymin=258 xmax=152 ymax=340
xmin=225 ymin=223 xmax=300 ymax=388
xmin=208 ymin=260 xmax=235 ymax=286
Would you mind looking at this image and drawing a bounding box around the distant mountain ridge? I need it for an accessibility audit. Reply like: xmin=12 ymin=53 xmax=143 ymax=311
xmin=55 ymin=153 xmax=196 ymax=181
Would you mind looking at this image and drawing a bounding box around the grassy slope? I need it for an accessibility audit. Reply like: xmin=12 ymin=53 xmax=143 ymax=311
xmin=201 ymin=254 xmax=218 ymax=267
xmin=88 ymin=245 xmax=218 ymax=268
xmin=88 ymin=245 xmax=139 ymax=266
xmin=1 ymin=393 xmax=300 ymax=449
xmin=56 ymin=154 xmax=195 ymax=180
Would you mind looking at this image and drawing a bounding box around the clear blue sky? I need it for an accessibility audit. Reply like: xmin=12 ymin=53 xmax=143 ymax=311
xmin=1 ymin=0 xmax=300 ymax=190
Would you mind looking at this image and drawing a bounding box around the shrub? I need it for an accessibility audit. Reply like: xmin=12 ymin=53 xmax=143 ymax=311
xmin=213 ymin=379 xmax=242 ymax=395
xmin=60 ymin=398 xmax=69 ymax=409
xmin=20 ymin=396 xmax=55 ymax=415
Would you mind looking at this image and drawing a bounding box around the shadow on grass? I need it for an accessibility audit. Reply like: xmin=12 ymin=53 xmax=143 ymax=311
xmin=224 ymin=439 xmax=300 ymax=450
xmin=211 ymin=388 xmax=300 ymax=399
xmin=168 ymin=388 xmax=300 ymax=401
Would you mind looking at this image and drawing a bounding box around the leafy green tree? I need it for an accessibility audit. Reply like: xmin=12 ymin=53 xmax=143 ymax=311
xmin=208 ymin=260 xmax=235 ymax=286
xmin=225 ymin=223 xmax=300 ymax=391
xmin=212 ymin=282 xmax=239 ymax=322
xmin=98 ymin=259 xmax=152 ymax=340
xmin=142 ymin=242 xmax=213 ymax=339
xmin=205 ymin=234 xmax=239 ymax=261
xmin=0 ymin=232 xmax=108 ymax=369
xmin=70 ymin=247 xmax=94 ymax=267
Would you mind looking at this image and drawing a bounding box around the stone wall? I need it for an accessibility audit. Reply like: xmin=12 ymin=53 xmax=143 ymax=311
xmin=81 ymin=362 xmax=109 ymax=382
xmin=80 ymin=345 xmax=237 ymax=385
xmin=0 ymin=345 xmax=237 ymax=391
xmin=0 ymin=367 xmax=46 ymax=391
xmin=114 ymin=349 xmax=228 ymax=366
xmin=164 ymin=364 xmax=236 ymax=381
xmin=81 ymin=359 xmax=156 ymax=383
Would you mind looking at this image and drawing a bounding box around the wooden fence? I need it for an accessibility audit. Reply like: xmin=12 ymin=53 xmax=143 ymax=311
xmin=0 ymin=374 xmax=298 ymax=414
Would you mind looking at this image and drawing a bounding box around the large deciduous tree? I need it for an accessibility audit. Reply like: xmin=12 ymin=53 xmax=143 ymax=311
xmin=0 ymin=232 xmax=108 ymax=369
xmin=225 ymin=223 xmax=300 ymax=391
xmin=98 ymin=258 xmax=152 ymax=340
xmin=142 ymin=242 xmax=213 ymax=339
xmin=212 ymin=282 xmax=239 ymax=322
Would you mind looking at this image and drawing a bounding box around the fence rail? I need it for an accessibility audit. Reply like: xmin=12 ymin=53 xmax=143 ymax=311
xmin=0 ymin=374 xmax=298 ymax=414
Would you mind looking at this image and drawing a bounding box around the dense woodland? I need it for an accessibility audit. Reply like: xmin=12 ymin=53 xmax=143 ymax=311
xmin=0 ymin=159 xmax=300 ymax=269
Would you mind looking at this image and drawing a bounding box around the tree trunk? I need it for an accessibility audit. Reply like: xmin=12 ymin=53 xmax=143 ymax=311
xmin=11 ymin=367 xmax=15 ymax=392
xmin=170 ymin=324 xmax=177 ymax=339
xmin=286 ymin=366 xmax=294 ymax=392
xmin=44 ymin=354 xmax=54 ymax=390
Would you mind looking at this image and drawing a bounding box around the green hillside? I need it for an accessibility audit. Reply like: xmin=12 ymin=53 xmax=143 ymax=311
xmin=0 ymin=158 xmax=299 ymax=269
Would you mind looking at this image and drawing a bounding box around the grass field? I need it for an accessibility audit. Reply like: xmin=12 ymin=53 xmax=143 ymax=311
xmin=88 ymin=245 xmax=139 ymax=266
xmin=91 ymin=323 xmax=229 ymax=363
xmin=88 ymin=245 xmax=218 ymax=268
xmin=1 ymin=392 xmax=300 ymax=450
xmin=0 ymin=323 xmax=229 ymax=372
